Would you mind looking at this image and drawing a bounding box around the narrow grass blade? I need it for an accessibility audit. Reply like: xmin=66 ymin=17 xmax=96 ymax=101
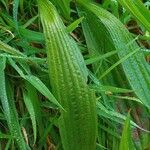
xmin=119 ymin=0 xmax=150 ymax=32
xmin=0 ymin=132 xmax=12 ymax=139
xmin=8 ymin=58 xmax=63 ymax=109
xmin=13 ymin=0 xmax=19 ymax=29
xmin=25 ymin=75 xmax=63 ymax=110
xmin=23 ymin=90 xmax=37 ymax=145
xmin=110 ymin=95 xmax=143 ymax=105
xmin=0 ymin=57 xmax=27 ymax=150
xmin=67 ymin=17 xmax=84 ymax=33
xmin=99 ymin=48 xmax=139 ymax=79
xmin=23 ymin=15 xmax=38 ymax=28
xmin=92 ymin=85 xmax=133 ymax=94
xmin=85 ymin=50 xmax=118 ymax=65
xmin=97 ymin=102 xmax=148 ymax=132
xmin=25 ymin=82 xmax=44 ymax=141
xmin=0 ymin=40 xmax=25 ymax=56
xmin=119 ymin=111 xmax=134 ymax=150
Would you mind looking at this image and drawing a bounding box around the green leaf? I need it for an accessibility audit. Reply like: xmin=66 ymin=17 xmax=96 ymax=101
xmin=0 ymin=40 xmax=25 ymax=56
xmin=8 ymin=58 xmax=63 ymax=109
xmin=38 ymin=0 xmax=97 ymax=149
xmin=92 ymin=84 xmax=133 ymax=94
xmin=77 ymin=1 xmax=150 ymax=109
xmin=119 ymin=0 xmax=150 ymax=32
xmin=97 ymin=102 xmax=148 ymax=132
xmin=85 ymin=50 xmax=118 ymax=65
xmin=67 ymin=17 xmax=84 ymax=33
xmin=0 ymin=132 xmax=12 ymax=139
xmin=23 ymin=90 xmax=37 ymax=145
xmin=0 ymin=57 xmax=27 ymax=150
xmin=99 ymin=49 xmax=139 ymax=79
xmin=51 ymin=0 xmax=71 ymax=19
xmin=119 ymin=111 xmax=134 ymax=150
xmin=13 ymin=0 xmax=19 ymax=29
xmin=19 ymin=28 xmax=44 ymax=43
xmin=110 ymin=95 xmax=143 ymax=105
xmin=25 ymin=82 xmax=44 ymax=140
xmin=25 ymin=75 xmax=64 ymax=110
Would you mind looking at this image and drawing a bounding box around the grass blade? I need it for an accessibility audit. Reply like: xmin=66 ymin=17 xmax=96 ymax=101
xmin=0 ymin=40 xmax=25 ymax=56
xmin=67 ymin=17 xmax=84 ymax=33
xmin=119 ymin=111 xmax=134 ymax=150
xmin=23 ymin=89 xmax=37 ymax=145
xmin=0 ymin=57 xmax=27 ymax=150
xmin=119 ymin=0 xmax=150 ymax=32
xmin=8 ymin=58 xmax=63 ymax=109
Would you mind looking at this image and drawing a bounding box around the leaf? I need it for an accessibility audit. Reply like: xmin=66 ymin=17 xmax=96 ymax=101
xmin=25 ymin=75 xmax=64 ymax=110
xmin=85 ymin=50 xmax=118 ymax=65
xmin=92 ymin=84 xmax=133 ymax=94
xmin=13 ymin=0 xmax=19 ymax=29
xmin=0 ymin=132 xmax=12 ymax=139
xmin=78 ymin=3 xmax=126 ymax=88
xmin=38 ymin=0 xmax=97 ymax=149
xmin=119 ymin=111 xmax=134 ymax=150
xmin=19 ymin=28 xmax=44 ymax=43
xmin=119 ymin=0 xmax=150 ymax=32
xmin=23 ymin=90 xmax=37 ymax=145
xmin=51 ymin=0 xmax=71 ymax=19
xmin=25 ymin=82 xmax=44 ymax=139
xmin=110 ymin=95 xmax=143 ymax=105
xmin=0 ymin=40 xmax=25 ymax=56
xmin=77 ymin=0 xmax=150 ymax=109
xmin=99 ymin=48 xmax=139 ymax=79
xmin=67 ymin=17 xmax=84 ymax=33
xmin=23 ymin=15 xmax=38 ymax=28
xmin=0 ymin=57 xmax=27 ymax=150
xmin=8 ymin=58 xmax=63 ymax=109
xmin=97 ymin=102 xmax=148 ymax=132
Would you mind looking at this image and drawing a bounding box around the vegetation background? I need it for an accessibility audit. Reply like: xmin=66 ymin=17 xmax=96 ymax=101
xmin=0 ymin=0 xmax=150 ymax=149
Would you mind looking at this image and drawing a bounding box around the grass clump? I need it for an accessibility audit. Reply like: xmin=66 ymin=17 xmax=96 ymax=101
xmin=0 ymin=0 xmax=150 ymax=149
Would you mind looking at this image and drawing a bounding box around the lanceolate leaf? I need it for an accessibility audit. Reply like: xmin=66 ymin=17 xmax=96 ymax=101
xmin=78 ymin=5 xmax=126 ymax=88
xmin=38 ymin=0 xmax=97 ymax=149
xmin=77 ymin=0 xmax=150 ymax=108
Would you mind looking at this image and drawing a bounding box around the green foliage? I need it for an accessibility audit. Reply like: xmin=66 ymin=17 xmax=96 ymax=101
xmin=0 ymin=0 xmax=149 ymax=149
xmin=38 ymin=0 xmax=97 ymax=149
xmin=119 ymin=111 xmax=133 ymax=150
xmin=119 ymin=0 xmax=150 ymax=32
